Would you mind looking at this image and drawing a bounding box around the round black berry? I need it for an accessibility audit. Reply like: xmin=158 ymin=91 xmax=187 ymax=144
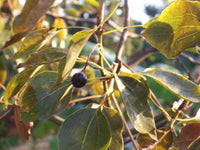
xmin=71 ymin=72 xmax=87 ymax=88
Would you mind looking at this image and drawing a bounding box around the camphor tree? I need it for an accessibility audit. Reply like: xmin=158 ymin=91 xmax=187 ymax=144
xmin=0 ymin=0 xmax=200 ymax=149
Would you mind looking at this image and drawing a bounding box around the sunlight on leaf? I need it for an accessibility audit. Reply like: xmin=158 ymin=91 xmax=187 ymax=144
xmin=17 ymin=47 xmax=67 ymax=68
xmin=4 ymin=66 xmax=37 ymax=106
xmin=12 ymin=0 xmax=55 ymax=34
xmin=144 ymin=69 xmax=200 ymax=102
xmin=12 ymin=28 xmax=61 ymax=59
xmin=56 ymin=29 xmax=95 ymax=86
xmin=58 ymin=105 xmax=111 ymax=150
xmin=115 ymin=73 xmax=157 ymax=140
xmin=143 ymin=0 xmax=200 ymax=58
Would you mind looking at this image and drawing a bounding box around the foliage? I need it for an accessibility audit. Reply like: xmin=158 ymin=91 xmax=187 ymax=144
xmin=0 ymin=0 xmax=200 ymax=150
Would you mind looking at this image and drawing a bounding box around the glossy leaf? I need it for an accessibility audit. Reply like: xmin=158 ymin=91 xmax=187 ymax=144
xmin=137 ymin=130 xmax=172 ymax=149
xmin=58 ymin=106 xmax=111 ymax=150
xmin=137 ymin=133 xmax=155 ymax=149
xmin=176 ymin=122 xmax=200 ymax=150
xmin=2 ymin=31 xmax=29 ymax=49
xmin=144 ymin=69 xmax=200 ymax=102
xmin=12 ymin=27 xmax=61 ymax=59
xmin=152 ymin=130 xmax=173 ymax=150
xmin=102 ymin=107 xmax=123 ymax=150
xmin=57 ymin=29 xmax=95 ymax=85
xmin=19 ymin=71 xmax=58 ymax=111
xmin=115 ymin=73 xmax=157 ymax=140
xmin=143 ymin=0 xmax=200 ymax=58
xmin=4 ymin=66 xmax=37 ymax=106
xmin=17 ymin=47 xmax=67 ymax=68
xmin=12 ymin=0 xmax=55 ymax=34
xmin=21 ymin=82 xmax=72 ymax=121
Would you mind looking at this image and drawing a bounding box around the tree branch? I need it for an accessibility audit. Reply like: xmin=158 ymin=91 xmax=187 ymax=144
xmin=115 ymin=0 xmax=130 ymax=62
xmin=128 ymin=47 xmax=157 ymax=67
xmin=46 ymin=11 xmax=97 ymax=24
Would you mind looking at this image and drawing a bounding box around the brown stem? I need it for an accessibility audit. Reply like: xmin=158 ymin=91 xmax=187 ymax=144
xmin=115 ymin=0 xmax=130 ymax=62
xmin=46 ymin=11 xmax=97 ymax=24
xmin=128 ymin=47 xmax=157 ymax=67
xmin=177 ymin=57 xmax=195 ymax=82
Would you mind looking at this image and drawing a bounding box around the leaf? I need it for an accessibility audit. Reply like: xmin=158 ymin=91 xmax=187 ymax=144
xmin=12 ymin=0 xmax=55 ymax=34
xmin=143 ymin=0 xmax=200 ymax=58
xmin=56 ymin=29 xmax=95 ymax=86
xmin=21 ymin=81 xmax=73 ymax=121
xmin=2 ymin=31 xmax=29 ymax=49
xmin=0 ymin=59 xmax=7 ymax=84
xmin=58 ymin=106 xmax=111 ymax=150
xmin=4 ymin=66 xmax=37 ymax=106
xmin=85 ymin=0 xmax=99 ymax=8
xmin=146 ymin=76 xmax=178 ymax=104
xmin=12 ymin=27 xmax=61 ymax=59
xmin=115 ymin=73 xmax=157 ymax=140
xmin=2 ymin=0 xmax=55 ymax=48
xmin=17 ymin=47 xmax=67 ymax=68
xmin=188 ymin=136 xmax=200 ymax=150
xmin=19 ymin=71 xmax=58 ymax=111
xmin=151 ymin=130 xmax=173 ymax=150
xmin=137 ymin=130 xmax=173 ymax=149
xmin=144 ymin=69 xmax=200 ymax=102
xmin=14 ymin=107 xmax=34 ymax=141
xmin=102 ymin=106 xmax=123 ymax=150
xmin=137 ymin=133 xmax=155 ymax=149
xmin=176 ymin=122 xmax=200 ymax=150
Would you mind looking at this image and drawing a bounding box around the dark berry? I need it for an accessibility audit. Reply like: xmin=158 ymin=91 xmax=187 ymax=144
xmin=71 ymin=72 xmax=87 ymax=88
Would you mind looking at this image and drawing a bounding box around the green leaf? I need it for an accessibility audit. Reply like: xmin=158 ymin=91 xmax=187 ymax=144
xmin=58 ymin=105 xmax=111 ymax=150
xmin=143 ymin=0 xmax=200 ymax=58
xmin=12 ymin=27 xmax=61 ymax=59
xmin=17 ymin=47 xmax=67 ymax=68
xmin=102 ymin=107 xmax=123 ymax=150
xmin=115 ymin=73 xmax=157 ymax=140
xmin=146 ymin=76 xmax=177 ymax=104
xmin=144 ymin=69 xmax=200 ymax=102
xmin=4 ymin=66 xmax=37 ymax=106
xmin=21 ymin=81 xmax=73 ymax=121
xmin=19 ymin=71 xmax=58 ymax=111
xmin=57 ymin=29 xmax=95 ymax=86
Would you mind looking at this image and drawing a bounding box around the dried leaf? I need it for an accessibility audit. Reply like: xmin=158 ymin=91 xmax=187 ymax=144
xmin=14 ymin=107 xmax=34 ymax=141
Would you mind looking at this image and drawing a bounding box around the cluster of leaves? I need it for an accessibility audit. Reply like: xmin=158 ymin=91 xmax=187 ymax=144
xmin=0 ymin=0 xmax=200 ymax=150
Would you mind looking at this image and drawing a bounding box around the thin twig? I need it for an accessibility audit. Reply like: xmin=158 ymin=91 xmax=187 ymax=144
xmin=106 ymin=20 xmax=142 ymax=39
xmin=111 ymin=93 xmax=139 ymax=150
xmin=180 ymin=53 xmax=200 ymax=65
xmin=115 ymin=0 xmax=130 ymax=62
xmin=69 ymin=95 xmax=104 ymax=104
xmin=128 ymin=47 xmax=157 ymax=67
xmin=49 ymin=115 xmax=65 ymax=126
xmin=177 ymin=57 xmax=196 ymax=82
xmin=46 ymin=11 xmax=97 ymax=24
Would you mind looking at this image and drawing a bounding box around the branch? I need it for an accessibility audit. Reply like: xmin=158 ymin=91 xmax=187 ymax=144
xmin=115 ymin=0 xmax=130 ymax=62
xmin=46 ymin=11 xmax=97 ymax=24
xmin=106 ymin=20 xmax=142 ymax=39
xmin=128 ymin=47 xmax=157 ymax=67
xmin=180 ymin=53 xmax=200 ymax=65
